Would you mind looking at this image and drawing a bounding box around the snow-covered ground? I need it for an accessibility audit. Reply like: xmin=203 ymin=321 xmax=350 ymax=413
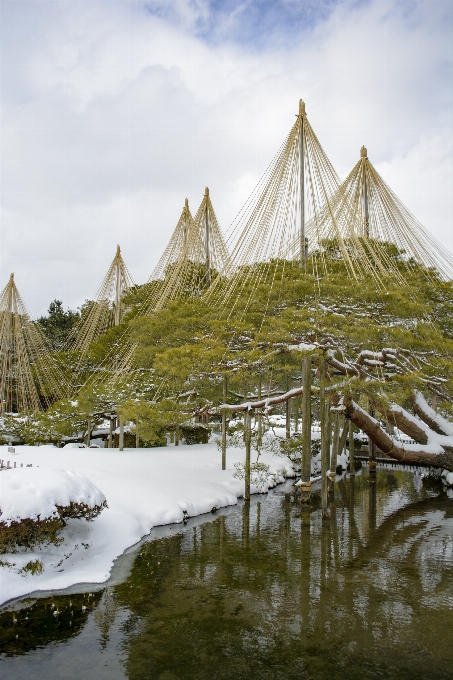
xmin=0 ymin=443 xmax=294 ymax=607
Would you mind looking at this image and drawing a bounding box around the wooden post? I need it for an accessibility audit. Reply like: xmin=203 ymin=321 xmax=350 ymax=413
xmin=175 ymin=424 xmax=179 ymax=446
xmin=348 ymin=419 xmax=355 ymax=476
xmin=368 ymin=403 xmax=377 ymax=477
xmin=108 ymin=417 xmax=114 ymax=448
xmin=285 ymin=374 xmax=291 ymax=439
xmin=301 ymin=356 xmax=312 ymax=502
xmin=329 ymin=412 xmax=340 ymax=492
xmin=294 ymin=393 xmax=299 ymax=434
xmin=119 ymin=417 xmax=124 ymax=452
xmin=221 ymin=374 xmax=228 ymax=470
xmin=244 ymin=410 xmax=251 ymax=501
xmin=135 ymin=421 xmax=139 ymax=448
xmin=257 ymin=377 xmax=263 ymax=448
xmin=320 ymin=357 xmax=329 ymax=515
xmin=86 ymin=417 xmax=91 ymax=447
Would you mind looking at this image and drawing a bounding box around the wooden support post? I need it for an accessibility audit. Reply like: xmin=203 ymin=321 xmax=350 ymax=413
xmin=221 ymin=374 xmax=228 ymax=470
xmin=119 ymin=417 xmax=124 ymax=452
xmin=244 ymin=411 xmax=251 ymax=501
xmin=135 ymin=421 xmax=139 ymax=448
xmin=329 ymin=412 xmax=340 ymax=492
xmin=348 ymin=419 xmax=355 ymax=476
xmin=285 ymin=374 xmax=291 ymax=439
xmin=257 ymin=377 xmax=263 ymax=448
xmin=368 ymin=404 xmax=377 ymax=478
xmin=108 ymin=417 xmax=114 ymax=448
xmin=294 ymin=393 xmax=299 ymax=434
xmin=175 ymin=425 xmax=179 ymax=446
xmin=320 ymin=357 xmax=329 ymax=515
xmin=86 ymin=417 xmax=91 ymax=447
xmin=301 ymin=356 xmax=312 ymax=503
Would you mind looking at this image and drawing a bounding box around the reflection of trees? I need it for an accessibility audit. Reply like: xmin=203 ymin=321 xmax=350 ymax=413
xmin=0 ymin=591 xmax=102 ymax=656
xmin=116 ymin=475 xmax=452 ymax=680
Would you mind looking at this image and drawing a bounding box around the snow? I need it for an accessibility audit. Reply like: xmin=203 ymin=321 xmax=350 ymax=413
xmin=0 ymin=443 xmax=294 ymax=606
xmin=0 ymin=468 xmax=106 ymax=525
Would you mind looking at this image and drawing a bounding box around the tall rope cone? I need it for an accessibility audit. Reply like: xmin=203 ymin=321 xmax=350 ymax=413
xmin=204 ymin=99 xmax=343 ymax=309
xmin=143 ymin=191 xmax=230 ymax=313
xmin=0 ymin=274 xmax=70 ymax=413
xmin=285 ymin=145 xmax=453 ymax=283
xmin=66 ymin=245 xmax=135 ymax=356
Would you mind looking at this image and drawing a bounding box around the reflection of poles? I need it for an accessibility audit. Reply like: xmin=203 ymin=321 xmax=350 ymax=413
xmin=300 ymin=503 xmax=311 ymax=629
xmin=301 ymin=356 xmax=312 ymax=502
xmin=244 ymin=411 xmax=251 ymax=501
xmin=349 ymin=419 xmax=355 ymax=476
xmin=221 ymin=374 xmax=228 ymax=470
xmin=348 ymin=475 xmax=356 ymax=562
xmin=320 ymin=357 xmax=329 ymax=515
xmin=368 ymin=476 xmax=377 ymax=535
xmin=242 ymin=501 xmax=250 ymax=551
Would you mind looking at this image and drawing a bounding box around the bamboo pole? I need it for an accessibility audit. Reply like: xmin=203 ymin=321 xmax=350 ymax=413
xmin=300 ymin=356 xmax=312 ymax=502
xmin=119 ymin=417 xmax=124 ymax=451
xmin=348 ymin=419 xmax=355 ymax=476
xmin=221 ymin=374 xmax=228 ymax=470
xmin=204 ymin=187 xmax=211 ymax=287
xmin=244 ymin=410 xmax=251 ymax=501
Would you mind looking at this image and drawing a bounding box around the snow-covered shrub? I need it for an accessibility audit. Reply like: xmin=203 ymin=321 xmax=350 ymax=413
xmin=180 ymin=423 xmax=210 ymax=445
xmin=0 ymin=468 xmax=107 ymax=553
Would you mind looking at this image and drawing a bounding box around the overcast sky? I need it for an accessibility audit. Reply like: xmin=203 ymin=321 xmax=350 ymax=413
xmin=1 ymin=0 xmax=452 ymax=317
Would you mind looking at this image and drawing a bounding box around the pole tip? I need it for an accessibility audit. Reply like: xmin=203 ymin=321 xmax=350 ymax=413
xmin=299 ymin=99 xmax=306 ymax=116
xmin=204 ymin=186 xmax=209 ymax=197
xmin=185 ymin=197 xmax=189 ymax=207
xmin=116 ymin=244 xmax=121 ymax=255
xmin=360 ymin=145 xmax=368 ymax=158
xmin=9 ymin=273 xmax=14 ymax=281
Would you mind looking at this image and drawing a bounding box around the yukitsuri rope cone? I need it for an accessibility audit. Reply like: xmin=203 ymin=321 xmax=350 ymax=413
xmin=0 ymin=274 xmax=69 ymax=413
xmin=285 ymin=145 xmax=453 ymax=283
xmin=66 ymin=245 xmax=135 ymax=356
xmin=143 ymin=191 xmax=230 ymax=313
xmin=204 ymin=100 xmax=345 ymax=312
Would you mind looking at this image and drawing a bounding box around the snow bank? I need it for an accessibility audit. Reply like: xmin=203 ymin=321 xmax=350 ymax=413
xmin=0 ymin=468 xmax=106 ymax=525
xmin=0 ymin=443 xmax=294 ymax=606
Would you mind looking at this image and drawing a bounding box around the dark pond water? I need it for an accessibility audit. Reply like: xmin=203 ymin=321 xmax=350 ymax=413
xmin=1 ymin=469 xmax=453 ymax=680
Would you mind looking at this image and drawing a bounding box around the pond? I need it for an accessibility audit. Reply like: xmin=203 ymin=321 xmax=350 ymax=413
xmin=1 ymin=468 xmax=452 ymax=680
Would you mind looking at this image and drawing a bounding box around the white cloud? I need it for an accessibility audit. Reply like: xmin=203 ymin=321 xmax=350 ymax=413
xmin=0 ymin=0 xmax=452 ymax=315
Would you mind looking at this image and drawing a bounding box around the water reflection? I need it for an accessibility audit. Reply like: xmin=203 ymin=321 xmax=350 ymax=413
xmin=1 ymin=470 xmax=452 ymax=680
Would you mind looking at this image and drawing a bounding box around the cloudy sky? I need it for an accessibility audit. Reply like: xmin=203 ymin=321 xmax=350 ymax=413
xmin=1 ymin=0 xmax=452 ymax=316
